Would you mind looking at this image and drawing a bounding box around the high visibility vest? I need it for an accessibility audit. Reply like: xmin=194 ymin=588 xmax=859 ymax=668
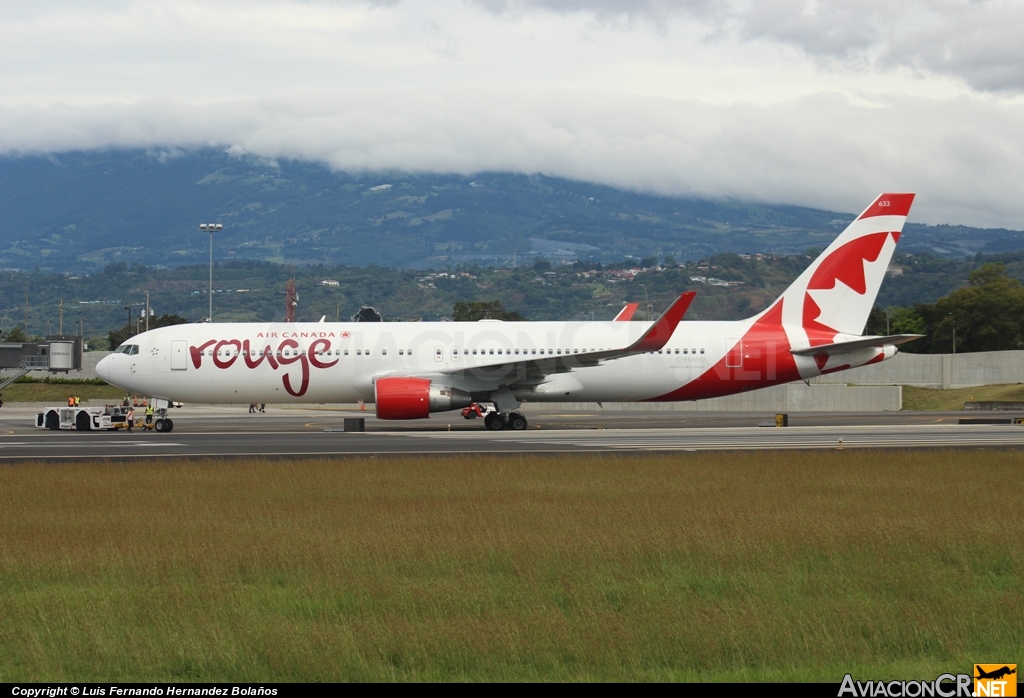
xmin=146 ymin=406 xmax=154 ymax=416
xmin=68 ymin=397 xmax=75 ymax=406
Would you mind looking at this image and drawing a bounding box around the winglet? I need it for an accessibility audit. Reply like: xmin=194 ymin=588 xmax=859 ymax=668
xmin=613 ymin=302 xmax=640 ymax=321
xmin=628 ymin=292 xmax=695 ymax=353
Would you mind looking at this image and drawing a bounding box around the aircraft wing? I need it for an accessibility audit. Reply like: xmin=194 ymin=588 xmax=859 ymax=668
xmin=790 ymin=334 xmax=924 ymax=356
xmin=377 ymin=292 xmax=695 ymax=390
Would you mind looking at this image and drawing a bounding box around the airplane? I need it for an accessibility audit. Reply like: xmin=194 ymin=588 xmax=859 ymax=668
xmin=96 ymin=192 xmax=920 ymax=431
xmin=975 ymin=666 xmax=1016 ymax=681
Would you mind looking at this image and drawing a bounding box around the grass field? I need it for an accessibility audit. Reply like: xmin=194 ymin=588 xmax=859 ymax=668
xmin=0 ymin=382 xmax=124 ymax=403
xmin=0 ymin=451 xmax=1020 ymax=682
xmin=902 ymin=384 xmax=1024 ymax=411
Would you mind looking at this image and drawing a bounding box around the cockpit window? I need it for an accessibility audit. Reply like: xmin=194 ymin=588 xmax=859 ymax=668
xmin=115 ymin=344 xmax=140 ymax=355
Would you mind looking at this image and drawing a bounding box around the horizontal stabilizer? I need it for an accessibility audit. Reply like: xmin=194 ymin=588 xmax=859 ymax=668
xmin=790 ymin=334 xmax=924 ymax=356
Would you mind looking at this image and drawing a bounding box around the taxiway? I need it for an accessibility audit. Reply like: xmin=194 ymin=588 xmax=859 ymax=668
xmin=1 ymin=404 xmax=1023 ymax=460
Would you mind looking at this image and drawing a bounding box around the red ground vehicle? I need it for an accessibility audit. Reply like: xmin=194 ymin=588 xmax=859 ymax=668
xmin=460 ymin=403 xmax=494 ymax=420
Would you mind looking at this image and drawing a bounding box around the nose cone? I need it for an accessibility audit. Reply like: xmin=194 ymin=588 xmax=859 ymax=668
xmin=96 ymin=353 xmax=112 ymax=383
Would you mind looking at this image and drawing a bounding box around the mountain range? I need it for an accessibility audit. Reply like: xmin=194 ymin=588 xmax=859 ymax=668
xmin=2 ymin=149 xmax=1022 ymax=274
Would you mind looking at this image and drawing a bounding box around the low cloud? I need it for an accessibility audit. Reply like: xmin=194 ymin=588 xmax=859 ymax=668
xmin=2 ymin=88 xmax=1023 ymax=229
xmin=474 ymin=0 xmax=1024 ymax=94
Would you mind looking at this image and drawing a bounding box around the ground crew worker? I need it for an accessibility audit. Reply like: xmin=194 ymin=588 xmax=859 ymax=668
xmin=68 ymin=396 xmax=75 ymax=406
xmin=145 ymin=404 xmax=154 ymax=426
xmin=123 ymin=394 xmax=130 ymax=407
xmin=73 ymin=396 xmax=80 ymax=407
xmin=126 ymin=407 xmax=134 ymax=431
xmin=133 ymin=395 xmax=138 ymax=407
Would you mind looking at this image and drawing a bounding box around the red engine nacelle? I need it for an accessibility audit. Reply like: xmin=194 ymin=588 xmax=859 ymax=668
xmin=374 ymin=377 xmax=473 ymax=420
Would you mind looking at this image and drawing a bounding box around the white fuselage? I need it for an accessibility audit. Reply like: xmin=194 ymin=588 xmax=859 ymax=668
xmin=97 ymin=317 xmax=803 ymax=405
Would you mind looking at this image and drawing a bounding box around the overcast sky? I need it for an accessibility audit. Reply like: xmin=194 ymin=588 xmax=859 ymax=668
xmin=2 ymin=0 xmax=1023 ymax=228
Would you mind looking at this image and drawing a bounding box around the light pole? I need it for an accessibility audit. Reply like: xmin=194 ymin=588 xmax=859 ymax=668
xmin=199 ymin=223 xmax=223 ymax=321
xmin=947 ymin=313 xmax=956 ymax=354
xmin=639 ymin=284 xmax=652 ymax=322
xmin=875 ymin=303 xmax=890 ymax=336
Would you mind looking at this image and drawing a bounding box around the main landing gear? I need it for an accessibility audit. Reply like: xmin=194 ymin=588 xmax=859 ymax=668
xmin=462 ymin=402 xmax=528 ymax=431
xmin=484 ymin=410 xmax=528 ymax=431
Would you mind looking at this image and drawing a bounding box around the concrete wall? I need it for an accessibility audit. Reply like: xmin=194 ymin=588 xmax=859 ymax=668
xmin=810 ymin=350 xmax=1024 ymax=389
xmin=530 ymin=384 xmax=903 ymax=413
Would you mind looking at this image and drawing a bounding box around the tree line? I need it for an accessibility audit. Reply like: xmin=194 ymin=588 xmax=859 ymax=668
xmin=865 ymin=263 xmax=1024 ymax=353
xmin=3 ymin=254 xmax=1024 ymax=355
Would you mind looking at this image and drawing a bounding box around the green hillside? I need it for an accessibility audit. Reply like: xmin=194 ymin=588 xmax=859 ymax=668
xmin=3 ymin=248 xmax=1021 ymax=351
xmin=1 ymin=149 xmax=1021 ymax=275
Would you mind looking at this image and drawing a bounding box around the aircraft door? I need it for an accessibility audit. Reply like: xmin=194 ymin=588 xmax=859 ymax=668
xmin=725 ymin=338 xmax=742 ymax=368
xmin=171 ymin=340 xmax=188 ymax=370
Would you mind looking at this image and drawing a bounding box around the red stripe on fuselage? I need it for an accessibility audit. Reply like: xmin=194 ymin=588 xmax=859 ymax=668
xmin=649 ymin=301 xmax=801 ymax=401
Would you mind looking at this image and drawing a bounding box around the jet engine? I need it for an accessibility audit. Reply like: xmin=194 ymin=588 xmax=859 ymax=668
xmin=374 ymin=377 xmax=473 ymax=420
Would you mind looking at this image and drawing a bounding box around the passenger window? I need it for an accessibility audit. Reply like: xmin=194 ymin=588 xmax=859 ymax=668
xmin=344 ymin=350 xmax=349 ymax=356
xmin=382 ymin=349 xmax=387 ymax=355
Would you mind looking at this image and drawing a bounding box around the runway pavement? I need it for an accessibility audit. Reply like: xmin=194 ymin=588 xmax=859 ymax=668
xmin=2 ymin=404 xmax=1024 ymax=460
